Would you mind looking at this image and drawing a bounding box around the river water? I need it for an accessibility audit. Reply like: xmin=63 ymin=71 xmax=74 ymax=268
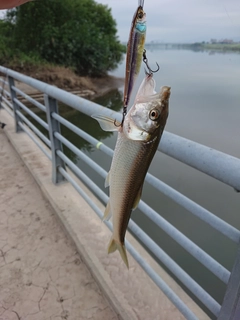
xmin=33 ymin=47 xmax=240 ymax=317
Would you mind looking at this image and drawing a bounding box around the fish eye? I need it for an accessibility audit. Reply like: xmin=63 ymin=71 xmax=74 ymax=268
xmin=138 ymin=11 xmax=144 ymax=19
xmin=149 ymin=109 xmax=160 ymax=121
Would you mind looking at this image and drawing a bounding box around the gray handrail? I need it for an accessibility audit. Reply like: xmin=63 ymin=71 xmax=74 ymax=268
xmin=1 ymin=65 xmax=240 ymax=191
xmin=1 ymin=66 xmax=240 ymax=320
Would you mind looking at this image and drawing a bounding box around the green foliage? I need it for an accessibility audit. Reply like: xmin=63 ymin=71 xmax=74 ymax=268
xmin=0 ymin=19 xmax=14 ymax=62
xmin=4 ymin=0 xmax=124 ymax=75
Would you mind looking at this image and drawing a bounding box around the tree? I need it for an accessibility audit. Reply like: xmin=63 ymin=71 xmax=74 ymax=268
xmin=0 ymin=19 xmax=15 ymax=62
xmin=5 ymin=0 xmax=125 ymax=75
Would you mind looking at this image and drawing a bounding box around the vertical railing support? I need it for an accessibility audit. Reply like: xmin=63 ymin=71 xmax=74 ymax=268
xmin=8 ymin=76 xmax=22 ymax=132
xmin=0 ymin=79 xmax=3 ymax=109
xmin=44 ymin=94 xmax=66 ymax=184
xmin=218 ymin=245 xmax=240 ymax=320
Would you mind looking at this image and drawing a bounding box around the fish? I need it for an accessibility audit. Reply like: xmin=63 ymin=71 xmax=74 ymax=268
xmin=123 ymin=0 xmax=146 ymax=115
xmin=93 ymin=74 xmax=170 ymax=268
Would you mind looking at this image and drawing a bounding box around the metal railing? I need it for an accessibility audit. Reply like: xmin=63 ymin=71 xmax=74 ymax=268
xmin=1 ymin=66 xmax=240 ymax=320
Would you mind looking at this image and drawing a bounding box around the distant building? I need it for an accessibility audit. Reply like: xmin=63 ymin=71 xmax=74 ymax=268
xmin=211 ymin=39 xmax=217 ymax=44
xmin=210 ymin=38 xmax=234 ymax=44
xmin=219 ymin=39 xmax=234 ymax=44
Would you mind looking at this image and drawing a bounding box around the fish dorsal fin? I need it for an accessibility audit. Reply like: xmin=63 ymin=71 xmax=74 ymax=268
xmin=91 ymin=114 xmax=120 ymax=132
xmin=103 ymin=201 xmax=112 ymax=221
xmin=132 ymin=185 xmax=143 ymax=210
xmin=105 ymin=171 xmax=111 ymax=188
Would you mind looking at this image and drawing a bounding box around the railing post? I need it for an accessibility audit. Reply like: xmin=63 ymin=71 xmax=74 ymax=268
xmin=218 ymin=245 xmax=240 ymax=320
xmin=44 ymin=94 xmax=66 ymax=184
xmin=0 ymin=78 xmax=3 ymax=109
xmin=8 ymin=76 xmax=23 ymax=132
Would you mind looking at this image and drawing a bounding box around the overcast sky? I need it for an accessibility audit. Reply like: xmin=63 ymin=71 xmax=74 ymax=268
xmin=95 ymin=0 xmax=240 ymax=43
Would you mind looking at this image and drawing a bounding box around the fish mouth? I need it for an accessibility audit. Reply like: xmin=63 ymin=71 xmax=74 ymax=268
xmin=135 ymin=73 xmax=157 ymax=103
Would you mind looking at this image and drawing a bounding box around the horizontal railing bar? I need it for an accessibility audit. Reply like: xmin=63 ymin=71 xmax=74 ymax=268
xmin=159 ymin=132 xmax=240 ymax=192
xmin=56 ymin=150 xmax=108 ymax=204
xmin=52 ymin=112 xmax=113 ymax=157
xmin=2 ymin=95 xmax=13 ymax=109
xmin=54 ymin=132 xmax=107 ymax=179
xmin=1 ymin=103 xmax=14 ymax=117
xmin=14 ymin=98 xmax=49 ymax=130
xmin=124 ymin=246 xmax=199 ymax=320
xmin=55 ymin=127 xmax=231 ymax=283
xmin=2 ymin=89 xmax=11 ymax=97
xmin=16 ymin=110 xmax=51 ymax=148
xmin=58 ymin=165 xmax=199 ymax=320
xmin=55 ymin=148 xmax=217 ymax=313
xmin=0 ymin=78 xmax=8 ymax=86
xmin=12 ymin=86 xmax=46 ymax=112
xmin=53 ymin=113 xmax=238 ymax=244
xmin=18 ymin=122 xmax=52 ymax=161
xmin=138 ymin=200 xmax=230 ymax=284
xmin=55 ymin=133 xmax=226 ymax=314
xmin=54 ymin=117 xmax=238 ymax=244
xmin=1 ymin=66 xmax=239 ymax=191
xmin=128 ymin=219 xmax=221 ymax=316
xmin=145 ymin=173 xmax=240 ymax=243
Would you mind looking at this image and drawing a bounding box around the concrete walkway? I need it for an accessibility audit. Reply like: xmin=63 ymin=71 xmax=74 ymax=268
xmin=0 ymin=130 xmax=117 ymax=320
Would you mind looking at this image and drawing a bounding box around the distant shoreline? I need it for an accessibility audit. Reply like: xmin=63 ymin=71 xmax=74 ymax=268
xmin=145 ymin=42 xmax=240 ymax=52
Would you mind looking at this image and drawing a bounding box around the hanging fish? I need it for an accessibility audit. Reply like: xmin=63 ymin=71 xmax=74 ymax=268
xmin=123 ymin=0 xmax=146 ymax=117
xmin=93 ymin=74 xmax=170 ymax=268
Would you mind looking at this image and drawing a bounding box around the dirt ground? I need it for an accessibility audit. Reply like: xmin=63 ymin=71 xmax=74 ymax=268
xmin=1 ymin=65 xmax=124 ymax=99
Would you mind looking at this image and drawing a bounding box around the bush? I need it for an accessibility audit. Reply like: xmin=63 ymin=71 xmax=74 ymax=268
xmin=4 ymin=0 xmax=124 ymax=75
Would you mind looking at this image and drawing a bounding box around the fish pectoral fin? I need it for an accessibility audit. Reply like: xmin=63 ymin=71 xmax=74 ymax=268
xmin=108 ymin=237 xmax=129 ymax=269
xmin=91 ymin=114 xmax=120 ymax=132
xmin=132 ymin=185 xmax=143 ymax=210
xmin=103 ymin=201 xmax=112 ymax=221
xmin=104 ymin=171 xmax=111 ymax=188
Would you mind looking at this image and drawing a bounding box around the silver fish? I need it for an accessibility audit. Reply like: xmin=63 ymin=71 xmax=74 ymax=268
xmin=93 ymin=74 xmax=170 ymax=268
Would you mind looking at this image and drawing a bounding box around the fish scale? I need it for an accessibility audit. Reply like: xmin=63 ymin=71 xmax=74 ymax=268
xmin=110 ymin=133 xmax=161 ymax=244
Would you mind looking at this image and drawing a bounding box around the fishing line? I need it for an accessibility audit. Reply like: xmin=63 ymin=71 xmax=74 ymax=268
xmin=138 ymin=0 xmax=144 ymax=8
xmin=218 ymin=0 xmax=237 ymax=28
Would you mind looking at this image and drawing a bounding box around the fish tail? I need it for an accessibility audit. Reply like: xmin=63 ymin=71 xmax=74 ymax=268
xmin=108 ymin=237 xmax=129 ymax=269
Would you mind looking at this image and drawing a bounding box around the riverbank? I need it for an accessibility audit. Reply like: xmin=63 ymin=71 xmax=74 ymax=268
xmin=1 ymin=64 xmax=124 ymax=99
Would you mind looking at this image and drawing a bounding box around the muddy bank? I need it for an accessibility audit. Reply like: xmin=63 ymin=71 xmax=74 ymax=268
xmin=1 ymin=65 xmax=124 ymax=99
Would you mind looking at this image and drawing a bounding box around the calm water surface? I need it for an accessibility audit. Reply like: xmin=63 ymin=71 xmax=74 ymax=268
xmin=46 ymin=48 xmax=240 ymax=317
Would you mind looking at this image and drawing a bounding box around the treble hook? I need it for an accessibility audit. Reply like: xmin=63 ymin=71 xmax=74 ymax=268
xmin=143 ymin=49 xmax=160 ymax=75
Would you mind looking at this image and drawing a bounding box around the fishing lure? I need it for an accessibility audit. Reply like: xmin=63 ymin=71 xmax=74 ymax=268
xmin=122 ymin=0 xmax=146 ymax=120
xmin=121 ymin=0 xmax=159 ymax=126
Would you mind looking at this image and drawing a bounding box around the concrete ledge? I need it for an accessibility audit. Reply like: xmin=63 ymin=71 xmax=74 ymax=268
xmin=1 ymin=109 xmax=209 ymax=320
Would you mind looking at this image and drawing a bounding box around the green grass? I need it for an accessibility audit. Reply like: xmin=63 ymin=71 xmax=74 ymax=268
xmin=202 ymin=43 xmax=240 ymax=51
xmin=185 ymin=42 xmax=240 ymax=52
